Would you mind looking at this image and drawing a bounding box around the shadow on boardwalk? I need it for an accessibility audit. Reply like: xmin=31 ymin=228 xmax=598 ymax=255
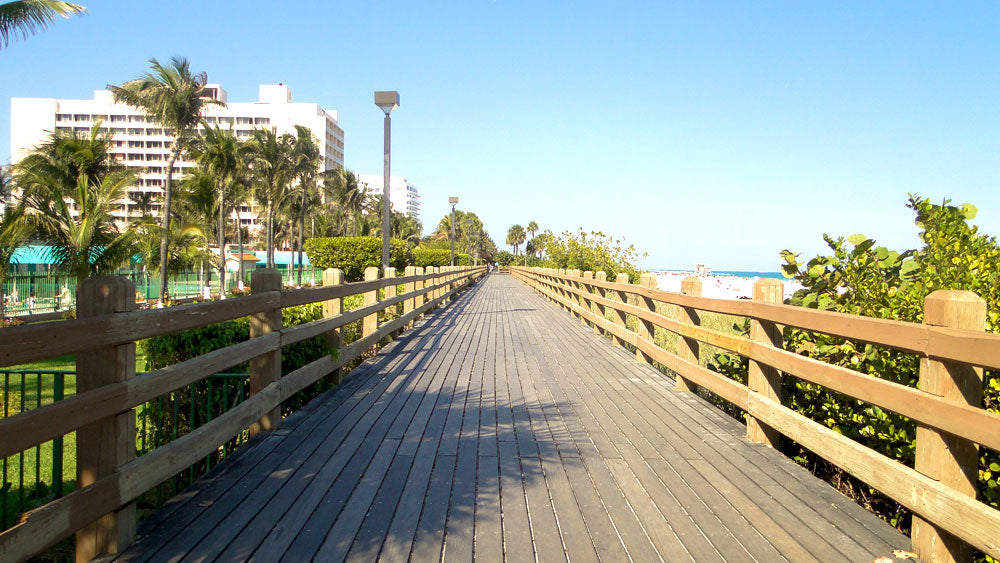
xmin=118 ymin=275 xmax=911 ymax=562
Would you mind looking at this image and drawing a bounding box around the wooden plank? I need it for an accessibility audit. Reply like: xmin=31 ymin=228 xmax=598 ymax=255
xmin=75 ymin=276 xmax=137 ymax=562
xmin=747 ymin=278 xmax=784 ymax=446
xmin=249 ymin=268 xmax=282 ymax=435
xmin=409 ymin=454 xmax=457 ymax=562
xmin=519 ymin=279 xmax=890 ymax=560
xmin=498 ymin=440 xmax=535 ymax=562
xmin=0 ymin=291 xmax=279 ymax=368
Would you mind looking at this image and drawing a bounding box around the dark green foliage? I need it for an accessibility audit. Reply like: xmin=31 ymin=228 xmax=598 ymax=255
xmin=412 ymin=247 xmax=469 ymax=267
xmin=494 ymin=250 xmax=515 ymax=266
xmin=708 ymin=195 xmax=1000 ymax=536
xmin=138 ymin=302 xmax=335 ymax=445
xmin=303 ymin=236 xmax=411 ymax=281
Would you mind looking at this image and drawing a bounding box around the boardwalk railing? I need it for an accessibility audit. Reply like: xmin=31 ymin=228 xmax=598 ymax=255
xmin=0 ymin=265 xmax=484 ymax=561
xmin=512 ymin=266 xmax=1000 ymax=562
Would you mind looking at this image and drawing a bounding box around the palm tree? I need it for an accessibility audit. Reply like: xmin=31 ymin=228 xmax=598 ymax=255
xmin=189 ymin=125 xmax=242 ymax=297
xmin=14 ymin=127 xmax=139 ymax=284
xmin=0 ymin=204 xmax=30 ymax=320
xmin=289 ymin=125 xmax=320 ymax=286
xmin=246 ymin=128 xmax=293 ymax=268
xmin=526 ymin=220 xmax=539 ymax=241
xmin=506 ymin=224 xmax=526 ymax=256
xmin=0 ymin=0 xmax=86 ymax=49
xmin=322 ymin=167 xmax=364 ymax=236
xmin=109 ymin=57 xmax=221 ymax=305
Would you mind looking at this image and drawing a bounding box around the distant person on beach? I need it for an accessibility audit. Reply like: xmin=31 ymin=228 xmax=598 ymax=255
xmin=27 ymin=292 xmax=36 ymax=314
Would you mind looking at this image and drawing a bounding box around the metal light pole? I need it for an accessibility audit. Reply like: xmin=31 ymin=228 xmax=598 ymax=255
xmin=374 ymin=91 xmax=399 ymax=272
xmin=448 ymin=197 xmax=459 ymax=266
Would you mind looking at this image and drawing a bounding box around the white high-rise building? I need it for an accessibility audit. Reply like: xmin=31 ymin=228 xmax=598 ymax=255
xmin=357 ymin=174 xmax=420 ymax=221
xmin=10 ymin=83 xmax=344 ymax=231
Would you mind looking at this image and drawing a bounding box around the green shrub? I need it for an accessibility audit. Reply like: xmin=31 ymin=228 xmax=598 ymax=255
xmin=708 ymin=195 xmax=1000 ymax=537
xmin=494 ymin=250 xmax=515 ymax=266
xmin=413 ymin=247 xmax=469 ymax=267
xmin=138 ymin=302 xmax=335 ymax=442
xmin=304 ymin=236 xmax=411 ymax=281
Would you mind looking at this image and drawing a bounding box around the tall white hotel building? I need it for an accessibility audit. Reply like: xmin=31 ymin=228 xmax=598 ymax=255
xmin=356 ymin=174 xmax=421 ymax=222
xmin=9 ymin=83 xmax=344 ymax=231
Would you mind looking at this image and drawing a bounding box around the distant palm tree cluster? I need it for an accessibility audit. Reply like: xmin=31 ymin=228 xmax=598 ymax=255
xmin=507 ymin=221 xmax=544 ymax=265
xmin=0 ymin=57 xmax=423 ymax=306
xmin=427 ymin=209 xmax=496 ymax=264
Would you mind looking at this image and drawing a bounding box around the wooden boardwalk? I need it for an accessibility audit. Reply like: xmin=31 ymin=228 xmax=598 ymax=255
xmin=118 ymin=274 xmax=910 ymax=562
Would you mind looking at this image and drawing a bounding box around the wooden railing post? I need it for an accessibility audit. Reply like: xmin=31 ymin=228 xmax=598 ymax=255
xmin=580 ymin=271 xmax=595 ymax=326
xmin=322 ymin=268 xmax=344 ymax=385
xmin=612 ymin=273 xmax=630 ymax=347
xmin=747 ymin=278 xmax=784 ymax=447
xmin=913 ymin=290 xmax=987 ymax=563
xmin=384 ymin=267 xmax=397 ymax=317
xmin=76 ymin=276 xmax=136 ymax=561
xmin=250 ymin=268 xmax=282 ymax=435
xmin=676 ymin=276 xmax=702 ymax=392
xmin=363 ymin=266 xmax=379 ymax=338
xmin=414 ymin=266 xmax=425 ymax=314
xmin=635 ymin=273 xmax=658 ymax=364
xmin=403 ymin=266 xmax=416 ymax=327
xmin=593 ymin=272 xmax=607 ymax=335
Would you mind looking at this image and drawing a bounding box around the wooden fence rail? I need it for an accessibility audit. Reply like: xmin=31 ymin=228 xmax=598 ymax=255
xmin=0 ymin=265 xmax=484 ymax=562
xmin=512 ymin=266 xmax=1000 ymax=562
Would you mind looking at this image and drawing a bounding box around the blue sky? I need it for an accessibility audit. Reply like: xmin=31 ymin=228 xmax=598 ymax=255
xmin=2 ymin=1 xmax=998 ymax=270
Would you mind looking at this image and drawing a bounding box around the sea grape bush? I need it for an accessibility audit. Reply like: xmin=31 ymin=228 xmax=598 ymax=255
xmin=539 ymin=229 xmax=644 ymax=282
xmin=709 ymin=195 xmax=1000 ymax=538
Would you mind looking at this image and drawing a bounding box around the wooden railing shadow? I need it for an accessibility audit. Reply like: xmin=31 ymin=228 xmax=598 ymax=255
xmin=512 ymin=266 xmax=1000 ymax=562
xmin=0 ymin=265 xmax=485 ymax=561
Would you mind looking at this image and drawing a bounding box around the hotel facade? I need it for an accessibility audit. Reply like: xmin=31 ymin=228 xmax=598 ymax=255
xmin=10 ymin=83 xmax=344 ymax=231
xmin=356 ymin=173 xmax=421 ymax=222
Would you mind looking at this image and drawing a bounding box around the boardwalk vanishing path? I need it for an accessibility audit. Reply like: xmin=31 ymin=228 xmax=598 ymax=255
xmin=118 ymin=274 xmax=910 ymax=562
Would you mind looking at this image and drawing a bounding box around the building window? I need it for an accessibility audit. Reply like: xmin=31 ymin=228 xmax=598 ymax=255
xmin=128 ymin=140 xmax=144 ymax=148
xmin=110 ymin=115 xmax=126 ymax=122
xmin=73 ymin=114 xmax=90 ymax=122
xmin=218 ymin=117 xmax=233 ymax=125
xmin=203 ymin=116 xmax=217 ymax=124
xmin=236 ymin=117 xmax=253 ymax=125
xmin=56 ymin=114 xmax=71 ymax=122
xmin=146 ymin=128 xmax=163 ymax=136
xmin=55 ymin=126 xmax=71 ymax=132
xmin=128 ymin=128 xmax=143 ymax=135
xmin=254 ymin=117 xmax=270 ymax=125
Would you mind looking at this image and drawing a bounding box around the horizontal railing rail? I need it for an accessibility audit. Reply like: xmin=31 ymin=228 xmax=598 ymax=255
xmin=512 ymin=266 xmax=1000 ymax=562
xmin=0 ymin=264 xmax=485 ymax=561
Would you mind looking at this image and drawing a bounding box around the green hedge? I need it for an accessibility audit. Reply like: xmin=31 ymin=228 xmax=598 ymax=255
xmin=413 ymin=248 xmax=469 ymax=267
xmin=303 ymin=236 xmax=411 ymax=282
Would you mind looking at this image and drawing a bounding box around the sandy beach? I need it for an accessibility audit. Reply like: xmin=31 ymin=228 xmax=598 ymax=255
xmin=656 ymin=271 xmax=803 ymax=301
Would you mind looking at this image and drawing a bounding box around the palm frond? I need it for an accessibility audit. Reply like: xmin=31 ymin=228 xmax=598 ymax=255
xmin=0 ymin=0 xmax=86 ymax=49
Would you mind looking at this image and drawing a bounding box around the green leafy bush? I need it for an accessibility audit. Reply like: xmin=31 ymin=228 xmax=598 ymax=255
xmin=540 ymin=229 xmax=643 ymax=282
xmin=303 ymin=236 xmax=411 ymax=281
xmin=708 ymin=195 xmax=1000 ymax=537
xmin=413 ymin=247 xmax=469 ymax=267
xmin=494 ymin=250 xmax=515 ymax=266
xmin=138 ymin=302 xmax=335 ymax=442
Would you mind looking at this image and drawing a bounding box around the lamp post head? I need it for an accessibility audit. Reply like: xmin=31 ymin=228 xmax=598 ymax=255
xmin=374 ymin=91 xmax=399 ymax=115
xmin=448 ymin=196 xmax=459 ymax=207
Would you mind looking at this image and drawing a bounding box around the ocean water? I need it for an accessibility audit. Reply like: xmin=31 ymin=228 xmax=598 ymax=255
xmin=653 ymin=269 xmax=788 ymax=280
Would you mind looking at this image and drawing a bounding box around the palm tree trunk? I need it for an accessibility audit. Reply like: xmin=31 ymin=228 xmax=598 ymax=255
xmin=218 ymin=183 xmax=227 ymax=299
xmin=159 ymin=148 xmax=179 ymax=305
xmin=296 ymin=209 xmax=304 ymax=287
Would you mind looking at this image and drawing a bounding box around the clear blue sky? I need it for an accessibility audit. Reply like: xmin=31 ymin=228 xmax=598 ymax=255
xmin=2 ymin=1 xmax=998 ymax=271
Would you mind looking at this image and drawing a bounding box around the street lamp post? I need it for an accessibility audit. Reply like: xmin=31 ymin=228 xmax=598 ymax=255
xmin=374 ymin=91 xmax=399 ymax=272
xmin=448 ymin=197 xmax=459 ymax=266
